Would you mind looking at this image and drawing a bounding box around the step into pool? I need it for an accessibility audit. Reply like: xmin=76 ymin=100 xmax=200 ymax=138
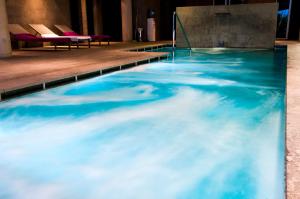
xmin=0 ymin=48 xmax=286 ymax=199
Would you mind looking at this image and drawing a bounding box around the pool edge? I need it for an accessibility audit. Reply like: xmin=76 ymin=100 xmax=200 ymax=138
xmin=0 ymin=44 xmax=171 ymax=102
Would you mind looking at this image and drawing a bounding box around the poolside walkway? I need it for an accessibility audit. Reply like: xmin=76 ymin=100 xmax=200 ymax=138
xmin=0 ymin=41 xmax=171 ymax=99
xmin=278 ymin=40 xmax=300 ymax=199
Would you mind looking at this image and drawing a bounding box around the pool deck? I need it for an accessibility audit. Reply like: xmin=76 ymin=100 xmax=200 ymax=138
xmin=0 ymin=41 xmax=171 ymax=100
xmin=278 ymin=40 xmax=300 ymax=199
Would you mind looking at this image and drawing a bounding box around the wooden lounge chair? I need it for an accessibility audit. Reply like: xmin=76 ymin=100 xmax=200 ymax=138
xmin=29 ymin=24 xmax=92 ymax=48
xmin=55 ymin=24 xmax=111 ymax=46
xmin=8 ymin=24 xmax=72 ymax=50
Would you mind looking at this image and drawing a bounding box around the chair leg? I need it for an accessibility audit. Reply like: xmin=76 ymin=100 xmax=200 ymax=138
xmin=54 ymin=42 xmax=57 ymax=51
xmin=108 ymin=39 xmax=110 ymax=45
xmin=77 ymin=41 xmax=79 ymax=49
xmin=99 ymin=40 xmax=101 ymax=46
xmin=68 ymin=42 xmax=71 ymax=50
xmin=88 ymin=40 xmax=91 ymax=48
xmin=18 ymin=41 xmax=22 ymax=49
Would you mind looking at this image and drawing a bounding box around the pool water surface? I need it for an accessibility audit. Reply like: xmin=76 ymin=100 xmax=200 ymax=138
xmin=0 ymin=48 xmax=286 ymax=199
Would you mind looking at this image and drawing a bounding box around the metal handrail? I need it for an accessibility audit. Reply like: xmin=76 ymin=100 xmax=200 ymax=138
xmin=172 ymin=12 xmax=176 ymax=57
xmin=172 ymin=12 xmax=192 ymax=57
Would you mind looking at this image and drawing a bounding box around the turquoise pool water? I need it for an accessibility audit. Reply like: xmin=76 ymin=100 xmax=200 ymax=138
xmin=0 ymin=48 xmax=286 ymax=199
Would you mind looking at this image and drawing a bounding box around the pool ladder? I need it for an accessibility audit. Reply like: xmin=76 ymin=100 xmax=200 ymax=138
xmin=172 ymin=12 xmax=192 ymax=57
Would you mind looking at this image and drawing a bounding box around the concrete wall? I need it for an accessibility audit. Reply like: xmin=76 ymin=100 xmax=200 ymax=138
xmin=6 ymin=0 xmax=71 ymax=34
xmin=121 ymin=0 xmax=133 ymax=41
xmin=176 ymin=3 xmax=278 ymax=48
xmin=93 ymin=0 xmax=103 ymax=35
xmin=0 ymin=0 xmax=12 ymax=57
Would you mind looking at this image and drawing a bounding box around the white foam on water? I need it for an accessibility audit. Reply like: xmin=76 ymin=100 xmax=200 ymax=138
xmin=0 ymin=87 xmax=284 ymax=199
xmin=0 ymin=170 xmax=64 ymax=199
xmin=119 ymin=74 xmax=235 ymax=87
xmin=0 ymin=84 xmax=157 ymax=107
xmin=253 ymin=112 xmax=284 ymax=199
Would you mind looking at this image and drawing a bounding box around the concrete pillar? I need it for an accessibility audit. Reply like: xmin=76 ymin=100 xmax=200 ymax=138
xmin=0 ymin=0 xmax=12 ymax=58
xmin=93 ymin=0 xmax=103 ymax=35
xmin=81 ymin=0 xmax=88 ymax=35
xmin=121 ymin=0 xmax=133 ymax=42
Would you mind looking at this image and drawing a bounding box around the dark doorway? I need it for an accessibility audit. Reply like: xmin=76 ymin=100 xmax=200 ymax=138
xmin=86 ymin=0 xmax=95 ymax=35
xmin=288 ymin=0 xmax=300 ymax=40
xmin=102 ymin=0 xmax=122 ymax=41
xmin=70 ymin=0 xmax=82 ymax=34
xmin=277 ymin=0 xmax=291 ymax=38
xmin=160 ymin=0 xmax=176 ymax=40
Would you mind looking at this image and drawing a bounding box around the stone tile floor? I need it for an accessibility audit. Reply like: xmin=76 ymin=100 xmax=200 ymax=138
xmin=281 ymin=41 xmax=300 ymax=199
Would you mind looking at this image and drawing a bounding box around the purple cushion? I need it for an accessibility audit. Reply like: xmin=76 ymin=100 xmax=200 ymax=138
xmin=42 ymin=37 xmax=71 ymax=43
xmin=63 ymin=32 xmax=80 ymax=36
xmin=14 ymin=33 xmax=37 ymax=41
xmin=91 ymin=35 xmax=111 ymax=40
xmin=62 ymin=31 xmax=111 ymax=41
xmin=12 ymin=33 xmax=71 ymax=43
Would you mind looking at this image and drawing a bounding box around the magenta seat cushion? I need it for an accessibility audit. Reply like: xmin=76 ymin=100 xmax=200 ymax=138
xmin=91 ymin=35 xmax=111 ymax=40
xmin=62 ymin=31 xmax=111 ymax=41
xmin=14 ymin=33 xmax=37 ymax=41
xmin=13 ymin=33 xmax=71 ymax=43
xmin=43 ymin=37 xmax=71 ymax=43
xmin=63 ymin=32 xmax=80 ymax=36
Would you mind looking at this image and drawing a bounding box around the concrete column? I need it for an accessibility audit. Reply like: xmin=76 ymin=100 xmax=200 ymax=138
xmin=0 ymin=0 xmax=12 ymax=58
xmin=121 ymin=0 xmax=133 ymax=42
xmin=81 ymin=0 xmax=88 ymax=35
xmin=93 ymin=0 xmax=103 ymax=35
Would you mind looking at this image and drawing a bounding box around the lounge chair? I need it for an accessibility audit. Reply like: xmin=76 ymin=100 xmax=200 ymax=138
xmin=29 ymin=24 xmax=92 ymax=48
xmin=55 ymin=24 xmax=111 ymax=46
xmin=8 ymin=24 xmax=72 ymax=50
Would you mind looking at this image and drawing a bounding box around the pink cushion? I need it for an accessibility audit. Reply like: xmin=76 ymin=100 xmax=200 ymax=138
xmin=42 ymin=37 xmax=71 ymax=43
xmin=14 ymin=33 xmax=37 ymax=40
xmin=63 ymin=31 xmax=111 ymax=41
xmin=63 ymin=32 xmax=80 ymax=36
xmin=91 ymin=35 xmax=111 ymax=40
xmin=12 ymin=33 xmax=71 ymax=43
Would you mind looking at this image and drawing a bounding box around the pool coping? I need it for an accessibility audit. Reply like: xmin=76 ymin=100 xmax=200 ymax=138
xmin=282 ymin=41 xmax=300 ymax=199
xmin=0 ymin=44 xmax=171 ymax=101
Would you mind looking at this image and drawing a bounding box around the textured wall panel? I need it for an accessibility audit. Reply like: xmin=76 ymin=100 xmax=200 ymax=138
xmin=6 ymin=0 xmax=71 ymax=35
xmin=176 ymin=3 xmax=278 ymax=48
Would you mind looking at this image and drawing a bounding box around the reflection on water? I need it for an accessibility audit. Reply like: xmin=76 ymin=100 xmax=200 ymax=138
xmin=0 ymin=49 xmax=286 ymax=199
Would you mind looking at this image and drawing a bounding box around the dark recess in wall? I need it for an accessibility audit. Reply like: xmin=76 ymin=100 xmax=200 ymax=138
xmin=70 ymin=0 xmax=82 ymax=34
xmin=102 ymin=0 xmax=122 ymax=41
xmin=288 ymin=0 xmax=300 ymax=40
xmin=160 ymin=0 xmax=176 ymax=40
xmin=86 ymin=0 xmax=95 ymax=35
xmin=175 ymin=0 xmax=213 ymax=6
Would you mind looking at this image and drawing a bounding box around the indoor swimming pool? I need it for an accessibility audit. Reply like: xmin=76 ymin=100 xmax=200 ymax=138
xmin=0 ymin=48 xmax=286 ymax=199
